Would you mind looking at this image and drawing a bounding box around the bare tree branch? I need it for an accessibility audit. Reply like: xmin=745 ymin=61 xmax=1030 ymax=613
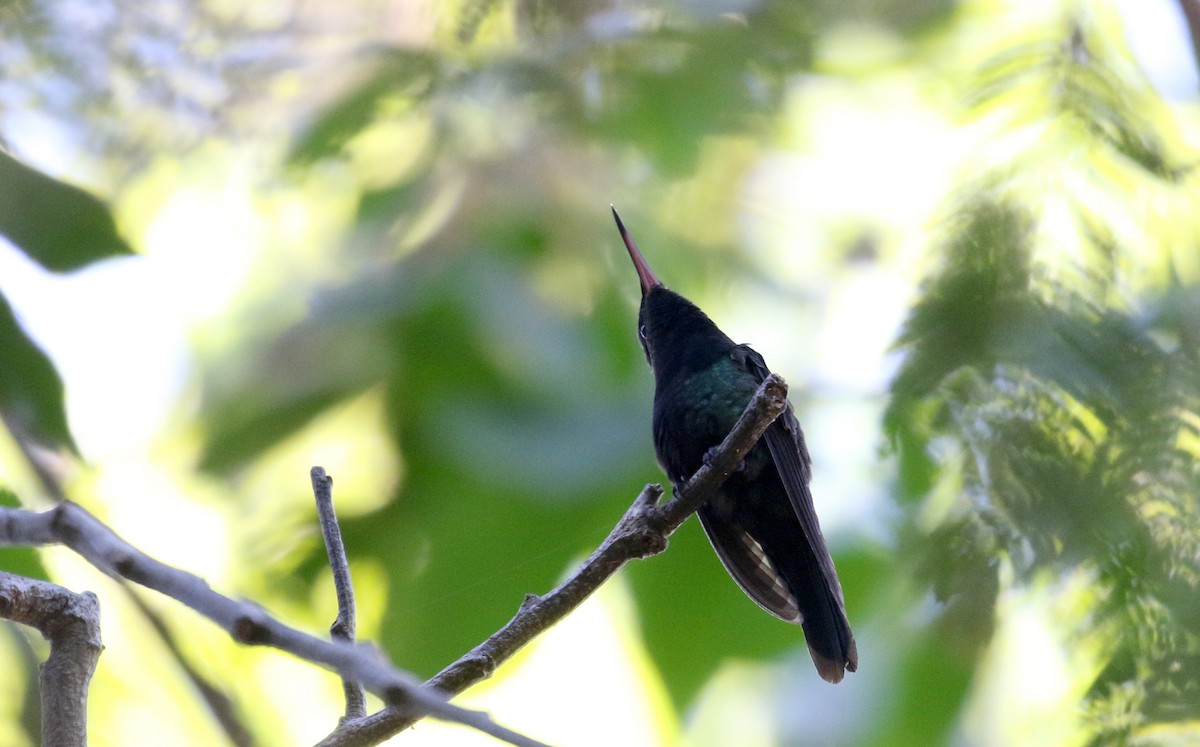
xmin=0 ymin=372 xmax=786 ymax=747
xmin=7 ymin=420 xmax=254 ymax=746
xmin=0 ymin=504 xmax=551 ymax=747
xmin=315 ymin=374 xmax=790 ymax=747
xmin=0 ymin=571 xmax=102 ymax=747
xmin=311 ymin=466 xmax=368 ymax=722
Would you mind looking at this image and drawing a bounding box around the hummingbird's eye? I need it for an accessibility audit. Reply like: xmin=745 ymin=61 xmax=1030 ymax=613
xmin=638 ymin=324 xmax=648 ymax=341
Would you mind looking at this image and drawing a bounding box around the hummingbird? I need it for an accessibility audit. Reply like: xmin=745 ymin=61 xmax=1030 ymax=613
xmin=612 ymin=207 xmax=858 ymax=683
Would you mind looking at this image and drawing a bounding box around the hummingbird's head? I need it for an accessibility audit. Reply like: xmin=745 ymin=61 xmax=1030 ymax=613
xmin=611 ymin=206 xmax=732 ymax=375
xmin=611 ymin=206 xmax=663 ymax=365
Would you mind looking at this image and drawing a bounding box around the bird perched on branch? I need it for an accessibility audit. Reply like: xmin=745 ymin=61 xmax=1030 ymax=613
xmin=612 ymin=207 xmax=857 ymax=683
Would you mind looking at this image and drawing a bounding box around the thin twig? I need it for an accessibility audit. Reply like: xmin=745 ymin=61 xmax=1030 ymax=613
xmin=311 ymin=466 xmax=368 ymax=721
xmin=315 ymin=374 xmax=790 ymax=747
xmin=0 ymin=571 xmax=103 ymax=747
xmin=0 ymin=504 xmax=552 ymax=747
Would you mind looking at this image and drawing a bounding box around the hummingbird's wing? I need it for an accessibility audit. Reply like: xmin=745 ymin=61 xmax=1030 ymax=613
xmin=731 ymin=344 xmax=859 ymax=681
xmin=696 ymin=506 xmax=802 ymax=622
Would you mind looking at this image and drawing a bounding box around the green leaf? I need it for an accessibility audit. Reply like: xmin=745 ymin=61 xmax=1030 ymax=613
xmin=0 ymin=150 xmax=133 ymax=271
xmin=583 ymin=5 xmax=814 ymax=174
xmin=0 ymin=291 xmax=77 ymax=453
xmin=866 ymin=627 xmax=974 ymax=746
xmin=288 ymin=50 xmax=438 ymax=166
xmin=335 ymin=479 xmax=617 ymax=679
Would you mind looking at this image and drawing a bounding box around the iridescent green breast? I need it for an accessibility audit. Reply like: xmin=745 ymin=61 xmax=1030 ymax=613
xmin=652 ymin=353 xmax=761 ymax=482
xmin=678 ymin=355 xmax=760 ymax=431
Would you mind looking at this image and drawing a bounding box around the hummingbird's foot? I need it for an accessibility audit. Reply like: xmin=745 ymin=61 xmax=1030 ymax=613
xmin=703 ymin=445 xmax=746 ymax=474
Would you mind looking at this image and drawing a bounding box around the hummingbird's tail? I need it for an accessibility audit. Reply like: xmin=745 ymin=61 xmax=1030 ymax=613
xmin=767 ymin=518 xmax=858 ymax=684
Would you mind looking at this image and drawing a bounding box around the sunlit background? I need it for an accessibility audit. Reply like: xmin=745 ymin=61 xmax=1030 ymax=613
xmin=1 ymin=0 xmax=1198 ymax=745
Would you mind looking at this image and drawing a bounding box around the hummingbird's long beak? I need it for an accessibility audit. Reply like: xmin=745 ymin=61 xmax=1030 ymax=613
xmin=611 ymin=206 xmax=661 ymax=296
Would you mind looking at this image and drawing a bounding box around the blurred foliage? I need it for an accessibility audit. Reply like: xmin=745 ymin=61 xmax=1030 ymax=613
xmin=0 ymin=151 xmax=133 ymax=271
xmin=0 ymin=292 xmax=76 ymax=456
xmin=1 ymin=0 xmax=1199 ymax=745
xmin=0 ymin=149 xmax=132 ymax=455
xmin=0 ymin=0 xmax=292 ymax=162
xmin=887 ymin=7 xmax=1200 ymax=744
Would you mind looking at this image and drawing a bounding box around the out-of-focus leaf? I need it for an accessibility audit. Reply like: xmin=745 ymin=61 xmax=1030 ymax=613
xmin=886 ymin=197 xmax=1035 ymax=447
xmin=809 ymin=0 xmax=955 ymax=34
xmin=287 ymin=3 xmax=815 ymax=178
xmin=1056 ymin=27 xmax=1183 ymax=181
xmin=0 ymin=292 xmax=76 ymax=454
xmin=0 ymin=150 xmax=133 ymax=271
xmin=334 ymin=475 xmax=618 ymax=678
xmin=628 ymin=517 xmax=801 ymax=704
xmin=288 ymin=51 xmax=438 ymax=165
xmin=888 ymin=186 xmax=1200 ymax=735
xmin=963 ymin=21 xmax=1187 ymax=182
xmin=866 ymin=627 xmax=974 ymax=747
xmin=197 ymin=317 xmax=393 ymax=473
xmin=583 ymin=4 xmax=814 ymax=174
